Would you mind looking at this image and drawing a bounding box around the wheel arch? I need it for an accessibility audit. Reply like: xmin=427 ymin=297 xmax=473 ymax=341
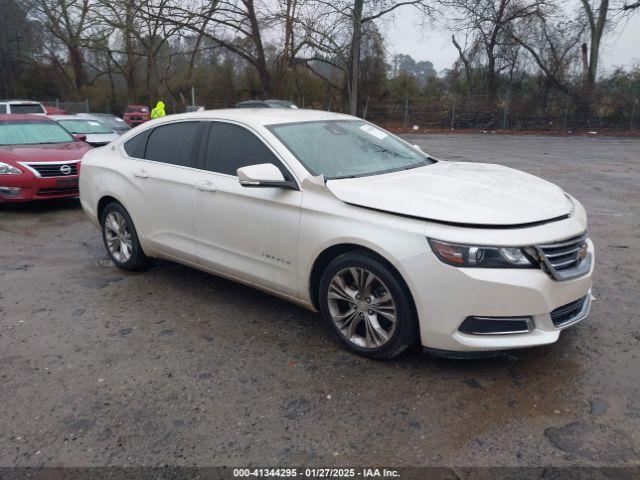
xmin=96 ymin=194 xmax=149 ymax=252
xmin=97 ymin=195 xmax=122 ymax=222
xmin=308 ymin=243 xmax=418 ymax=316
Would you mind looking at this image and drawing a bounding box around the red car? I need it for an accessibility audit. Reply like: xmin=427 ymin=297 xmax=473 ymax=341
xmin=123 ymin=105 xmax=150 ymax=126
xmin=0 ymin=114 xmax=92 ymax=203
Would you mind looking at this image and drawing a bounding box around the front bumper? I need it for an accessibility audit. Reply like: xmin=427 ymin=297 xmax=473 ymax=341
xmin=403 ymin=238 xmax=594 ymax=352
xmin=0 ymin=174 xmax=80 ymax=202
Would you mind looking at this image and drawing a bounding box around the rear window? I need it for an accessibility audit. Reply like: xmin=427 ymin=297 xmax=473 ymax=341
xmin=0 ymin=121 xmax=74 ymax=145
xmin=58 ymin=119 xmax=112 ymax=134
xmin=9 ymin=103 xmax=45 ymax=114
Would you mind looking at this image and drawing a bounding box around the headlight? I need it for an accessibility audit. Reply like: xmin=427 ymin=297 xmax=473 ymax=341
xmin=0 ymin=162 xmax=22 ymax=175
xmin=428 ymin=239 xmax=535 ymax=268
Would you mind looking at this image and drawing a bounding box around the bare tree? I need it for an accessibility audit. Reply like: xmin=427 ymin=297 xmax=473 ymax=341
xmin=143 ymin=0 xmax=276 ymax=95
xmin=444 ymin=0 xmax=543 ymax=99
xmin=348 ymin=0 xmax=431 ymax=114
xmin=29 ymin=0 xmax=103 ymax=90
xmin=512 ymin=11 xmax=585 ymax=98
xmin=576 ymin=0 xmax=609 ymax=111
xmin=513 ymin=0 xmax=616 ymax=117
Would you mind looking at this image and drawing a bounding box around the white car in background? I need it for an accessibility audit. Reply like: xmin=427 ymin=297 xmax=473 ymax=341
xmin=50 ymin=115 xmax=119 ymax=147
xmin=0 ymin=100 xmax=47 ymax=115
xmin=79 ymin=109 xmax=594 ymax=359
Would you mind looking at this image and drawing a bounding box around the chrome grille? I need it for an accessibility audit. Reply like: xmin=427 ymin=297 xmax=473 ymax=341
xmin=534 ymin=234 xmax=591 ymax=281
xmin=26 ymin=162 xmax=78 ymax=177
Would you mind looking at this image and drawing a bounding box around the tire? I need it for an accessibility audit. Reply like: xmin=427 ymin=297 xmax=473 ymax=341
xmin=100 ymin=202 xmax=148 ymax=270
xmin=318 ymin=251 xmax=418 ymax=359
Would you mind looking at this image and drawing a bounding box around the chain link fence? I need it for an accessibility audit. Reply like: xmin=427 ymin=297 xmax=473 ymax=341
xmin=35 ymin=93 xmax=640 ymax=133
xmin=41 ymin=99 xmax=90 ymax=114
xmin=360 ymin=95 xmax=640 ymax=132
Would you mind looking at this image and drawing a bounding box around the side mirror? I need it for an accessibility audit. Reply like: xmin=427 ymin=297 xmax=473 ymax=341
xmin=74 ymin=134 xmax=87 ymax=142
xmin=237 ymin=163 xmax=296 ymax=190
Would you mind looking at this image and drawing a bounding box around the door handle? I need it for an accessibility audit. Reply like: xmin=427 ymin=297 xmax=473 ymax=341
xmin=133 ymin=169 xmax=148 ymax=178
xmin=195 ymin=180 xmax=217 ymax=192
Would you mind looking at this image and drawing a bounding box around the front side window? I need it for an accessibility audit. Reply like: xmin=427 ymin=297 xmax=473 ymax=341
xmin=203 ymin=122 xmax=289 ymax=178
xmin=9 ymin=104 xmax=45 ymax=114
xmin=0 ymin=105 xmax=6 ymax=114
xmin=58 ymin=119 xmax=113 ymax=134
xmin=0 ymin=121 xmax=74 ymax=145
xmin=144 ymin=122 xmax=204 ymax=168
xmin=268 ymin=120 xmax=433 ymax=179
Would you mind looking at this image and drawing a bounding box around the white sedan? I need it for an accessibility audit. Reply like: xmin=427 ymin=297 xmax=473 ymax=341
xmin=79 ymin=109 xmax=594 ymax=359
xmin=50 ymin=115 xmax=119 ymax=147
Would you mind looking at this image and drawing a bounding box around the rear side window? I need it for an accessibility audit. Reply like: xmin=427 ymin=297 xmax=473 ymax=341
xmin=10 ymin=104 xmax=45 ymax=114
xmin=144 ymin=122 xmax=204 ymax=167
xmin=123 ymin=131 xmax=149 ymax=158
xmin=0 ymin=105 xmax=6 ymax=114
xmin=203 ymin=122 xmax=289 ymax=178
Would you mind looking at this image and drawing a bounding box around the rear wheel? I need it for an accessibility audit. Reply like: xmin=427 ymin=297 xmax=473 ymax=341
xmin=319 ymin=251 xmax=418 ymax=359
xmin=100 ymin=202 xmax=148 ymax=270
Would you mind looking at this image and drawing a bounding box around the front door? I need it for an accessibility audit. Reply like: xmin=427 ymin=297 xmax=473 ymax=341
xmin=193 ymin=121 xmax=302 ymax=297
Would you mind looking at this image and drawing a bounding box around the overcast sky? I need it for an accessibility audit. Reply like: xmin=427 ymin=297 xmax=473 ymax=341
xmin=382 ymin=7 xmax=640 ymax=74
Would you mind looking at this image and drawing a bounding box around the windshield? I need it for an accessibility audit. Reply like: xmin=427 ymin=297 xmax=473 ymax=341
xmin=0 ymin=121 xmax=74 ymax=145
xmin=269 ymin=120 xmax=432 ymax=179
xmin=10 ymin=104 xmax=45 ymax=114
xmin=96 ymin=116 xmax=130 ymax=130
xmin=58 ymin=119 xmax=112 ymax=134
xmin=126 ymin=106 xmax=147 ymax=113
xmin=266 ymin=101 xmax=297 ymax=109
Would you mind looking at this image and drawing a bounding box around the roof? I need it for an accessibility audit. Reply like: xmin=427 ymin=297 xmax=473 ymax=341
xmin=0 ymin=100 xmax=43 ymax=104
xmin=0 ymin=114 xmax=55 ymax=123
xmin=150 ymin=108 xmax=354 ymax=127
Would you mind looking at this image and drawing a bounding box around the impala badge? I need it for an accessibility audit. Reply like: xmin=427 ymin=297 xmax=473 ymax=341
xmin=577 ymin=243 xmax=588 ymax=262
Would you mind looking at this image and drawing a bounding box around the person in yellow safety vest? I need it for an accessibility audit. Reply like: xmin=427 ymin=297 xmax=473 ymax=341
xmin=150 ymin=100 xmax=166 ymax=119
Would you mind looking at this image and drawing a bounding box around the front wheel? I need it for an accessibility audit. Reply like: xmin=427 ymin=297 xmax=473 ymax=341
xmin=318 ymin=252 xmax=418 ymax=359
xmin=100 ymin=202 xmax=148 ymax=270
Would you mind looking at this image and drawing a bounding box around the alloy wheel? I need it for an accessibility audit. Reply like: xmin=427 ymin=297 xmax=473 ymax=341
xmin=104 ymin=211 xmax=133 ymax=263
xmin=327 ymin=267 xmax=397 ymax=348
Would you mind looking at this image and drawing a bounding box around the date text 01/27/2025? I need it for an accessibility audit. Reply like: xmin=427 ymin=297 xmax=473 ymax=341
xmin=232 ymin=468 xmax=401 ymax=478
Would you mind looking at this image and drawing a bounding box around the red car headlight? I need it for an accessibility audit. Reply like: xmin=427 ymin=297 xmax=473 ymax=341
xmin=0 ymin=161 xmax=22 ymax=175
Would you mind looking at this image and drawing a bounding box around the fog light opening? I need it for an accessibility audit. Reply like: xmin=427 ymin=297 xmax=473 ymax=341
xmin=459 ymin=316 xmax=534 ymax=335
xmin=0 ymin=186 xmax=21 ymax=197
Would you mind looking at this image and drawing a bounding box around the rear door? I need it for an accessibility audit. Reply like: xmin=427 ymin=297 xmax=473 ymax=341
xmin=122 ymin=121 xmax=206 ymax=263
xmin=193 ymin=121 xmax=302 ymax=297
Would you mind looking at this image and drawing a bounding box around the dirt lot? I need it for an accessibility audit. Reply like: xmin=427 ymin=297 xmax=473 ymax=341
xmin=1 ymin=134 xmax=639 ymax=468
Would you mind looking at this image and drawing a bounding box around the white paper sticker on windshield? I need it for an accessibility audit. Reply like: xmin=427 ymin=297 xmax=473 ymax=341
xmin=88 ymin=121 xmax=100 ymax=126
xmin=359 ymin=124 xmax=388 ymax=140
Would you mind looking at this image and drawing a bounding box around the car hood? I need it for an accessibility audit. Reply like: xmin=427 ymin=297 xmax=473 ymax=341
xmin=325 ymin=161 xmax=573 ymax=226
xmin=0 ymin=141 xmax=92 ymax=163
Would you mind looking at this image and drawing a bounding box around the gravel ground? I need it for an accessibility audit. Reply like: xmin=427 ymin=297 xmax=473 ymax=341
xmin=0 ymin=133 xmax=639 ymax=468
